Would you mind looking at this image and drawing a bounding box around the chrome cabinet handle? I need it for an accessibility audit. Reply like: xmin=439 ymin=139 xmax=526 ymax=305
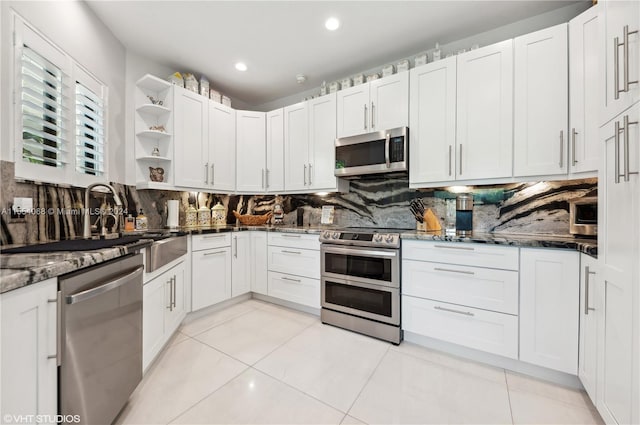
xmin=172 ymin=276 xmax=177 ymax=309
xmin=448 ymin=145 xmax=452 ymax=176
xmin=615 ymin=26 xmax=639 ymax=99
xmin=363 ymin=104 xmax=368 ymax=130
xmin=303 ymin=164 xmax=307 ymax=185
xmin=211 ymin=164 xmax=215 ymax=186
xmin=584 ymin=266 xmax=596 ymax=315
xmin=261 ymin=169 xmax=265 ymax=189
xmin=615 ymin=36 xmax=621 ymax=100
xmin=265 ymin=169 xmax=270 ymax=189
xmin=166 ymin=278 xmax=173 ymax=311
xmin=623 ymin=25 xmax=639 ymax=93
xmin=459 ymin=144 xmax=463 ymax=175
xmin=308 ymin=163 xmax=313 ymax=185
xmin=234 ymin=236 xmax=238 ymax=258
xmin=204 ymin=163 xmax=209 ymax=184
xmin=371 ymin=102 xmax=375 ymax=129
xmin=203 ymin=234 xmax=226 ymax=239
xmin=281 ymin=250 xmax=301 ymax=255
xmin=572 ymin=128 xmax=578 ymax=166
xmin=623 ymin=115 xmax=639 ymax=182
xmin=559 ymin=130 xmax=564 ymax=169
xmin=48 ymin=291 xmax=62 ymax=366
xmin=282 ymin=234 xmax=301 ymax=238
xmin=203 ymin=250 xmax=226 ymax=256
xmin=282 ymin=276 xmax=301 ymax=283
xmin=434 ymin=305 xmax=474 ymax=317
xmin=615 ymin=120 xmax=622 ymax=184
xmin=434 ymin=244 xmax=475 ymax=251
xmin=434 ymin=267 xmax=475 ymax=276
xmin=384 ymin=133 xmax=391 ymax=168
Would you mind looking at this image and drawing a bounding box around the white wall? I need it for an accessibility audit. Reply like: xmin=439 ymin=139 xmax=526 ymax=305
xmin=0 ymin=1 xmax=127 ymax=182
xmin=254 ymin=2 xmax=591 ymax=112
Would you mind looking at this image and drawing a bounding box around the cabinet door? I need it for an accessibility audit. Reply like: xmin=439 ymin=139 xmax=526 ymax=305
xmin=192 ymin=247 xmax=232 ymax=311
xmin=409 ymin=58 xmax=457 ymax=186
xmin=337 ymin=84 xmax=370 ymax=137
xmin=251 ymin=231 xmax=268 ymax=295
xmin=231 ymin=232 xmax=251 ymax=297
xmin=457 ymin=40 xmax=514 ymax=180
xmin=1 ymin=279 xmax=58 ymax=420
xmin=283 ymin=101 xmax=310 ymax=191
xmin=369 ymin=72 xmax=409 ymax=132
xmin=174 ymin=87 xmax=208 ymax=188
xmin=143 ymin=272 xmax=169 ymax=370
xmin=602 ymin=0 xmax=639 ymax=124
xmin=209 ymin=102 xmax=236 ymax=192
xmin=520 ymin=248 xmax=580 ymax=374
xmin=308 ymin=93 xmax=339 ymax=190
xmin=569 ymin=6 xmax=601 ymax=176
xmin=165 ymin=261 xmax=186 ymax=335
xmin=578 ymin=254 xmax=599 ymax=403
xmin=514 ymin=24 xmax=569 ymax=177
xmin=236 ymin=110 xmax=266 ymax=193
xmin=266 ymin=109 xmax=285 ymax=193
xmin=597 ymin=105 xmax=638 ymax=425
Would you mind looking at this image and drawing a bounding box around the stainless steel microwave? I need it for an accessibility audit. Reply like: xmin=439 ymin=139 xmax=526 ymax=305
xmin=334 ymin=127 xmax=408 ymax=178
xmin=569 ymin=196 xmax=597 ymax=237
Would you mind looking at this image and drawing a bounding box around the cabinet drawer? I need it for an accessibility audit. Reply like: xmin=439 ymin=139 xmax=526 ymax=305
xmin=267 ymin=232 xmax=320 ymax=251
xmin=402 ymin=240 xmax=519 ymax=271
xmin=402 ymin=259 xmax=519 ymax=314
xmin=267 ymin=246 xmax=320 ymax=279
xmin=268 ymin=271 xmax=320 ymax=308
xmin=192 ymin=233 xmax=232 ymax=251
xmin=402 ymin=295 xmax=518 ymax=359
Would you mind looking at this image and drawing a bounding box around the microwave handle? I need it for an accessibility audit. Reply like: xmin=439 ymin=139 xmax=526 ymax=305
xmin=385 ymin=133 xmax=391 ymax=168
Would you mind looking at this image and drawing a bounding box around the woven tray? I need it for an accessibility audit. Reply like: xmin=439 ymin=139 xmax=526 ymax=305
xmin=233 ymin=211 xmax=272 ymax=225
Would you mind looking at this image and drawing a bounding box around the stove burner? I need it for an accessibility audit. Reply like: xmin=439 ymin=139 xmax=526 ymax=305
xmin=319 ymin=227 xmax=406 ymax=248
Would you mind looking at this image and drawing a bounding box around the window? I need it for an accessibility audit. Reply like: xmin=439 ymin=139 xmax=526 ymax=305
xmin=14 ymin=15 xmax=108 ymax=186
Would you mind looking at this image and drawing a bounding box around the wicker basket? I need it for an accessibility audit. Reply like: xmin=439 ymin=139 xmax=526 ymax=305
xmin=233 ymin=211 xmax=272 ymax=226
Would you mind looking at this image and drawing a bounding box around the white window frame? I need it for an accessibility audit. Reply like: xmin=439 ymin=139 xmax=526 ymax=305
xmin=12 ymin=12 xmax=108 ymax=187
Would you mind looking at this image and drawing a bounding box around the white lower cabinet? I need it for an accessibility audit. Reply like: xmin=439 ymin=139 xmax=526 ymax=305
xmin=578 ymin=253 xmax=599 ymax=402
xmin=250 ymin=231 xmax=268 ymax=295
xmin=231 ymin=232 xmax=251 ymax=297
xmin=1 ymin=278 xmax=58 ymax=422
xmin=266 ymin=232 xmax=320 ymax=308
xmin=519 ymin=248 xmax=580 ymax=374
xmin=191 ymin=234 xmax=232 ymax=311
xmin=143 ymin=259 xmax=186 ymax=371
xmin=402 ymin=296 xmax=519 ymax=359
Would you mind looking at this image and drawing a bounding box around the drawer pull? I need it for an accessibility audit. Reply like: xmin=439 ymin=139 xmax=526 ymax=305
xmin=202 ymin=234 xmax=226 ymax=239
xmin=434 ymin=244 xmax=475 ymax=251
xmin=434 ymin=305 xmax=474 ymax=317
xmin=281 ymin=250 xmax=301 ymax=255
xmin=281 ymin=234 xmax=302 ymax=238
xmin=281 ymin=276 xmax=301 ymax=283
xmin=434 ymin=267 xmax=474 ymax=275
xmin=203 ymin=250 xmax=226 ymax=256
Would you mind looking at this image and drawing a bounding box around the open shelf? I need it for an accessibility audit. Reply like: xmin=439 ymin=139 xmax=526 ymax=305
xmin=136 ymin=130 xmax=172 ymax=139
xmin=136 ymin=156 xmax=171 ymax=162
xmin=137 ymin=104 xmax=171 ymax=116
xmin=136 ymin=74 xmax=172 ymax=92
xmin=135 ymin=181 xmax=173 ymax=190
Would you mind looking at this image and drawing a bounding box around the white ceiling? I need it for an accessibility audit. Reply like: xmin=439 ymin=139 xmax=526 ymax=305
xmin=86 ymin=0 xmax=585 ymax=107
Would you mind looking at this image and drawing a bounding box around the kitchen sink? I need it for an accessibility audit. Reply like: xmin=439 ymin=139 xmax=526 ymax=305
xmin=0 ymin=235 xmax=146 ymax=254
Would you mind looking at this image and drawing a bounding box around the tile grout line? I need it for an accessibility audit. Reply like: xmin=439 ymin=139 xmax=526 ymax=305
xmin=504 ymin=369 xmax=516 ymax=425
xmin=180 ymin=304 xmax=259 ymax=338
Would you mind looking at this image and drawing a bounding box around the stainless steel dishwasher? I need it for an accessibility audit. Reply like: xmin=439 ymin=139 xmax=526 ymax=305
xmin=58 ymin=253 xmax=143 ymax=425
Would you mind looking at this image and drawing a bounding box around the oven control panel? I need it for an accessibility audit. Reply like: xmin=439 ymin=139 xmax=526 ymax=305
xmin=320 ymin=230 xmax=400 ymax=248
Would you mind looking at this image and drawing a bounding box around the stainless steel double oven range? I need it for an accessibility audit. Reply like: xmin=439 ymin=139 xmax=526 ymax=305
xmin=320 ymin=228 xmax=403 ymax=344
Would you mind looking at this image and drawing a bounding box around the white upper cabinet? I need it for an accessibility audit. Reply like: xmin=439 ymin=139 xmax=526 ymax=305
xmin=209 ymin=102 xmax=236 ymax=192
xmin=514 ymin=24 xmax=569 ymax=177
xmin=601 ymin=0 xmax=639 ymax=125
xmin=308 ymin=93 xmax=340 ymax=190
xmin=456 ymin=40 xmax=514 ymax=180
xmin=369 ymin=73 xmax=409 ymax=132
xmin=409 ymin=57 xmax=457 ymax=187
xmin=569 ymin=6 xmax=601 ymax=176
xmin=236 ymin=110 xmax=266 ymax=193
xmin=337 ymin=73 xmax=409 ymax=138
xmin=284 ymin=101 xmax=310 ymax=191
xmin=266 ymin=109 xmax=285 ymax=193
xmin=174 ymin=87 xmax=208 ymax=189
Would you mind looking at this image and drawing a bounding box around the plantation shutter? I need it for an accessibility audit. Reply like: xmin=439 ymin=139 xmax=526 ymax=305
xmin=75 ymin=80 xmax=105 ymax=176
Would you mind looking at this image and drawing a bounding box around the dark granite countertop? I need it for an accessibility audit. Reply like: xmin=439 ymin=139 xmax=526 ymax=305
xmin=400 ymin=231 xmax=598 ymax=257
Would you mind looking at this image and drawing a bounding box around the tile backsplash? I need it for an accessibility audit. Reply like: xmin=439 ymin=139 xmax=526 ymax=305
xmin=1 ymin=161 xmax=596 ymax=245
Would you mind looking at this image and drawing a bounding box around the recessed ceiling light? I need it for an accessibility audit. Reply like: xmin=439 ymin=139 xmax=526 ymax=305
xmin=235 ymin=62 xmax=248 ymax=72
xmin=325 ymin=17 xmax=340 ymax=31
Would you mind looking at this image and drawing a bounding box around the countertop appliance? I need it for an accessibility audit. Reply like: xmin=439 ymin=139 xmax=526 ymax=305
xmin=58 ymin=253 xmax=144 ymax=425
xmin=569 ymin=196 xmax=597 ymax=237
xmin=319 ymin=227 xmax=404 ymax=344
xmin=334 ymin=127 xmax=408 ymax=178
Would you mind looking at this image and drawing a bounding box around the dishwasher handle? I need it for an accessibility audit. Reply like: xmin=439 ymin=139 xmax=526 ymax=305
xmin=66 ymin=266 xmax=144 ymax=304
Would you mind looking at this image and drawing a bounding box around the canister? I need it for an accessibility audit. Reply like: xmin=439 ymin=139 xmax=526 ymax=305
xmin=198 ymin=205 xmax=211 ymax=227
xmin=211 ymin=202 xmax=226 ymax=226
xmin=455 ymin=194 xmax=473 ymax=236
xmin=185 ymin=204 xmax=198 ymax=227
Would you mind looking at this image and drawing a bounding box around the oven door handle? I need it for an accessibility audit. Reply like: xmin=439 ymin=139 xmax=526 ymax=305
xmin=323 ymin=246 xmax=397 ymax=258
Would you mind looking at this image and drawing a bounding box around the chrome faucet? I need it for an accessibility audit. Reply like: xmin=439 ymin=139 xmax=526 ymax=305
xmin=83 ymin=183 xmax=123 ymax=239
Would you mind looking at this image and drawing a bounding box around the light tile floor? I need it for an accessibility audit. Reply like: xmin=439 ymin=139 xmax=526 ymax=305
xmin=116 ymin=299 xmax=605 ymax=425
